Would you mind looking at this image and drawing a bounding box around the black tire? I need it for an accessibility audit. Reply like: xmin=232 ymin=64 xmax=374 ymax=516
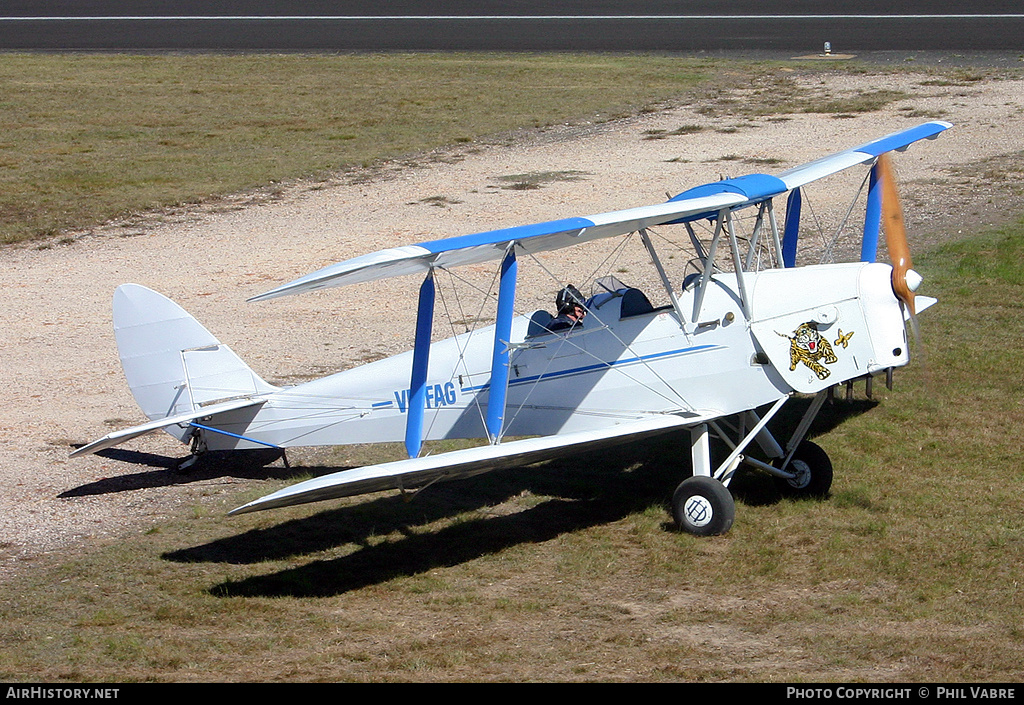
xmin=773 ymin=440 xmax=833 ymax=498
xmin=672 ymin=476 xmax=736 ymax=536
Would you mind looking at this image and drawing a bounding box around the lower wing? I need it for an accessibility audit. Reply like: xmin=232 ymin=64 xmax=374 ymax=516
xmin=229 ymin=413 xmax=711 ymax=515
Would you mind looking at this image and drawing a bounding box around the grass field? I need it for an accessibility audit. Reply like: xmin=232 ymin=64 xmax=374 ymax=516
xmin=0 ymin=52 xmax=726 ymax=245
xmin=1 ymin=53 xmax=1023 ymax=682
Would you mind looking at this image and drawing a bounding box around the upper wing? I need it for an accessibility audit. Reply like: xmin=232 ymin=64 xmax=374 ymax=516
xmin=249 ymin=121 xmax=951 ymax=302
xmin=229 ymin=412 xmax=707 ymax=515
xmin=70 ymin=396 xmax=267 ymax=458
xmin=248 ymin=193 xmax=743 ymax=301
xmin=776 ymin=120 xmax=951 ymax=190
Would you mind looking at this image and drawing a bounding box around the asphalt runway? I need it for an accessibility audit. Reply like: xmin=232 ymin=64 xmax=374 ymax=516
xmin=2 ymin=1 xmax=1023 ymax=53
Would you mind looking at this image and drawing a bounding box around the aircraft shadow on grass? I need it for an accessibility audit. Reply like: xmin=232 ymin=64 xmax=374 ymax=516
xmin=160 ymin=396 xmax=875 ymax=599
xmin=59 ymin=446 xmax=295 ymax=498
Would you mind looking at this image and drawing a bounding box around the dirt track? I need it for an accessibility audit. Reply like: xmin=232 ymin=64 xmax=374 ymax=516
xmin=3 ymin=68 xmax=1023 ymax=579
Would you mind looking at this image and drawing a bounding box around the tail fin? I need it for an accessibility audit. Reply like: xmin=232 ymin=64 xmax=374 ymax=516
xmin=113 ymin=284 xmax=277 ymax=440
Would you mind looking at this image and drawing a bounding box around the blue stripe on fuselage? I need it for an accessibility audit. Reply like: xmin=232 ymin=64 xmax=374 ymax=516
xmin=461 ymin=343 xmax=721 ymax=393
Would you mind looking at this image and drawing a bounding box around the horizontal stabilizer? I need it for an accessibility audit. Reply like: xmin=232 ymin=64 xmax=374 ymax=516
xmin=70 ymin=396 xmax=266 ymax=458
xmin=229 ymin=413 xmax=704 ymax=515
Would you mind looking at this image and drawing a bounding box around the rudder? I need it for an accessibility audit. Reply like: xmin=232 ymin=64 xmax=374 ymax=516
xmin=112 ymin=284 xmax=277 ymax=441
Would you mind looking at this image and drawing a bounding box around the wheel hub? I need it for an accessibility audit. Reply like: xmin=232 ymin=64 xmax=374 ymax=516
xmin=785 ymin=459 xmax=812 ymax=489
xmin=683 ymin=494 xmax=714 ymax=527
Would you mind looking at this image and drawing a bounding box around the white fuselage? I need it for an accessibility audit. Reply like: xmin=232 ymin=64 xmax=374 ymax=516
xmin=204 ymin=261 xmax=909 ymax=452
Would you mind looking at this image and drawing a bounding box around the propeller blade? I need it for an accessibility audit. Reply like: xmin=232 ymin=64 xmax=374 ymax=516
xmin=878 ymin=153 xmax=916 ymax=315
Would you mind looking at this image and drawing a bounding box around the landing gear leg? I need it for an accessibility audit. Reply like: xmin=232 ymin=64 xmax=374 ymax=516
xmin=672 ymin=424 xmax=736 ymax=536
xmin=672 ymin=397 xmax=790 ymax=535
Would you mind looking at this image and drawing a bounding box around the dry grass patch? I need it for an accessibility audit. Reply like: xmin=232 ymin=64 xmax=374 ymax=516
xmin=0 ymin=53 xmax=717 ymax=245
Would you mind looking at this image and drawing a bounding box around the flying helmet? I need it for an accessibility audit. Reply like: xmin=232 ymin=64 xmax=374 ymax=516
xmin=556 ymin=284 xmax=585 ymax=315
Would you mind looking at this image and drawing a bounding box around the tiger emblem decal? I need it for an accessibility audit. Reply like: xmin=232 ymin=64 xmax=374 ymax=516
xmin=777 ymin=321 xmax=844 ymax=380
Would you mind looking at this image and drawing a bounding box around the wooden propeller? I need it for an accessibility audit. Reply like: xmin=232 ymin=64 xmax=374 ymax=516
xmin=879 ymin=152 xmax=918 ymax=316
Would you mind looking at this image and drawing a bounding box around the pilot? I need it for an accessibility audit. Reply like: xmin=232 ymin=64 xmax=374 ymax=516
xmin=548 ymin=284 xmax=587 ymax=331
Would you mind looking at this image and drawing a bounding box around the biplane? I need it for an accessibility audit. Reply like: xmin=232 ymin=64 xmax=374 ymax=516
xmin=72 ymin=121 xmax=951 ymax=535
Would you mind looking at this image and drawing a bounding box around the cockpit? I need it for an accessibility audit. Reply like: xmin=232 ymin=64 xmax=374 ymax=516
xmin=526 ymin=276 xmax=673 ymax=338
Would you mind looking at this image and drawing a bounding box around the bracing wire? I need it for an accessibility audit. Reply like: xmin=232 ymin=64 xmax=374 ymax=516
xmin=431 ymin=262 xmax=504 ymax=438
xmin=518 ymin=245 xmax=696 ymax=405
xmin=820 ymin=168 xmax=872 ymax=264
xmin=390 ymin=231 xmax=709 ymax=445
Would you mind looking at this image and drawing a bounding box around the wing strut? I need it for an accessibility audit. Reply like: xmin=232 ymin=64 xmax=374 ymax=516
xmin=692 ymin=209 xmax=752 ymax=321
xmin=861 ymin=160 xmax=883 ymax=262
xmin=691 ymin=209 xmax=727 ymax=322
xmin=724 ymin=210 xmax=752 ymax=319
xmin=405 ymin=270 xmax=435 ymax=459
xmin=639 ymin=228 xmax=690 ymax=337
xmin=743 ymin=202 xmax=768 ymax=271
xmin=766 ymin=199 xmax=785 ymax=268
xmin=486 ymin=246 xmax=518 ymax=443
xmin=782 ymin=188 xmax=802 ymax=267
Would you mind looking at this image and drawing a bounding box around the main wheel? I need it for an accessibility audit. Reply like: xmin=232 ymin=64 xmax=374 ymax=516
xmin=672 ymin=476 xmax=736 ymax=536
xmin=773 ymin=440 xmax=833 ymax=498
